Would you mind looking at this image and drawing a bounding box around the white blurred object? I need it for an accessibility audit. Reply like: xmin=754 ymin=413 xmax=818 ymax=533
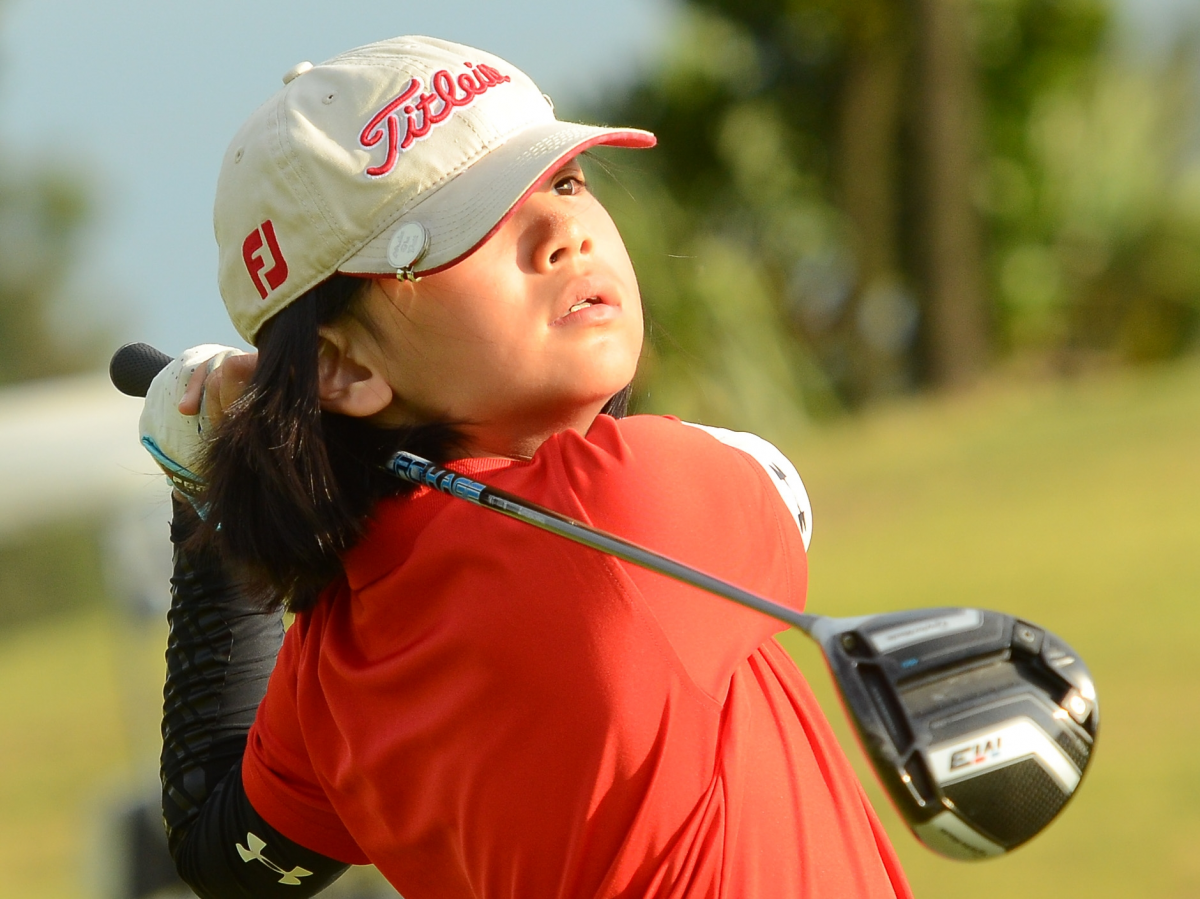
xmin=103 ymin=501 xmax=174 ymax=620
xmin=0 ymin=373 xmax=166 ymax=540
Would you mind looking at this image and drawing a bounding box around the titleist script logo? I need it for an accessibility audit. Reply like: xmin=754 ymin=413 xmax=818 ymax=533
xmin=243 ymin=220 xmax=288 ymax=299
xmin=360 ymin=61 xmax=512 ymax=177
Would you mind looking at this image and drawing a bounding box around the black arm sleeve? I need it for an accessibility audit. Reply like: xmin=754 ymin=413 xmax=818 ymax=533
xmin=162 ymin=497 xmax=349 ymax=898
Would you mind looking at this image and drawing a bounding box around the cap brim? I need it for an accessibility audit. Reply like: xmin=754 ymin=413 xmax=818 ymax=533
xmin=339 ymin=121 xmax=655 ymax=276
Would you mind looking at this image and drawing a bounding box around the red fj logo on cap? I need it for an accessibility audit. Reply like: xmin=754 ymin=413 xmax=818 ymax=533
xmin=243 ymin=220 xmax=288 ymax=299
xmin=360 ymin=61 xmax=512 ymax=178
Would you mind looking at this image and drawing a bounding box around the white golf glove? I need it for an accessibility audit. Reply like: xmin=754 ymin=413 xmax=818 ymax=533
xmin=681 ymin=422 xmax=813 ymax=550
xmin=139 ymin=344 xmax=247 ymax=499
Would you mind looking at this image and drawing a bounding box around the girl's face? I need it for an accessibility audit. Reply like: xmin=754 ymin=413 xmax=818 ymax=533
xmin=337 ymin=158 xmax=644 ymax=459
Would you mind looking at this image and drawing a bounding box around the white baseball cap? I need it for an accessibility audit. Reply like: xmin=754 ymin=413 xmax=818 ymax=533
xmin=215 ymin=35 xmax=656 ymax=343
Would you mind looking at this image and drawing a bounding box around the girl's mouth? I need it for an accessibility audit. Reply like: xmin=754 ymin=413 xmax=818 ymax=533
xmin=552 ymin=282 xmax=619 ymax=325
xmin=566 ymin=297 xmax=601 ymax=314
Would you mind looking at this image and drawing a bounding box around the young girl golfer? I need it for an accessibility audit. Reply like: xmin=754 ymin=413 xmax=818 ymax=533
xmin=143 ymin=34 xmax=913 ymax=899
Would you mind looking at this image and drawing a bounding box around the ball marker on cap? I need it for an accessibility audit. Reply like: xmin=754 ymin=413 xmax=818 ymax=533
xmin=387 ymin=222 xmax=429 ymax=282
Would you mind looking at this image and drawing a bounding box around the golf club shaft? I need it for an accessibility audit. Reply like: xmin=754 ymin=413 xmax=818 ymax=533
xmin=386 ymin=451 xmax=818 ymax=634
xmin=110 ymin=342 xmax=820 ymax=635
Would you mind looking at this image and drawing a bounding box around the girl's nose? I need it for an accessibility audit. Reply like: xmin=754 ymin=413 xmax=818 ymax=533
xmin=527 ymin=202 xmax=593 ymax=273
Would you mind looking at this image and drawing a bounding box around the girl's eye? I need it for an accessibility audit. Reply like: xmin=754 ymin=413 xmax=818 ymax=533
xmin=553 ymin=173 xmax=586 ymax=196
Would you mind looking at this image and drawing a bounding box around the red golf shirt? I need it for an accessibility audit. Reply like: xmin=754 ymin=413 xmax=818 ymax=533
xmin=242 ymin=414 xmax=911 ymax=898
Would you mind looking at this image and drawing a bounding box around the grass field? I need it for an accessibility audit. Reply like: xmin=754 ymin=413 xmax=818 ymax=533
xmin=0 ymin=611 xmax=165 ymax=899
xmin=1 ymin=359 xmax=1198 ymax=897
xmin=779 ymin=359 xmax=1200 ymax=897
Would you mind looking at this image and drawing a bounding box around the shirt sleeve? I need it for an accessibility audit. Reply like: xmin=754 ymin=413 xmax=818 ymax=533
xmin=538 ymin=415 xmax=809 ymax=702
xmin=241 ymin=605 xmax=371 ymax=866
xmin=173 ymin=760 xmax=351 ymax=899
xmin=679 ymin=421 xmax=813 ymax=550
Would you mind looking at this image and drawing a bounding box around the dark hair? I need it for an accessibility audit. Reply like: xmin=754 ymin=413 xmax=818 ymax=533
xmin=190 ymin=273 xmax=630 ymax=613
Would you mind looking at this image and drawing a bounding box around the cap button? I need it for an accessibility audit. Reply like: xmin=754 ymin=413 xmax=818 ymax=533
xmin=282 ymin=61 xmax=314 ymax=85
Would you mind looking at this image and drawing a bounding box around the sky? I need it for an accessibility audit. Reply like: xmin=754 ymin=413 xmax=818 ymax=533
xmin=1112 ymin=0 xmax=1200 ymax=58
xmin=0 ymin=0 xmax=1192 ymax=359
xmin=0 ymin=0 xmax=676 ymax=354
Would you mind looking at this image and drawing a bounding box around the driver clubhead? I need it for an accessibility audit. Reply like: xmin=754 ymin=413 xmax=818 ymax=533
xmin=799 ymin=607 xmax=1098 ymax=860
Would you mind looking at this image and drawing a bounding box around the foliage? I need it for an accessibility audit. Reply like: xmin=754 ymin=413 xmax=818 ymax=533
xmin=988 ymin=49 xmax=1200 ymax=363
xmin=0 ymin=159 xmax=96 ymax=385
xmin=582 ymin=0 xmax=1200 ymax=421
xmin=587 ymin=154 xmax=838 ymax=441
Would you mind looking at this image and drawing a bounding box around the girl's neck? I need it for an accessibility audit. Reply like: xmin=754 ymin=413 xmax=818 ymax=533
xmin=451 ymin=402 xmax=608 ymax=461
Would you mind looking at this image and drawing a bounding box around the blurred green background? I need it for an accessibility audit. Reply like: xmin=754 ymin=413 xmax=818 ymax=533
xmin=2 ymin=0 xmax=1198 ymax=896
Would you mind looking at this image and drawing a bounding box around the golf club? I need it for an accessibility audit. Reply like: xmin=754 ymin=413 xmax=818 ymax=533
xmin=110 ymin=342 xmax=1099 ymax=860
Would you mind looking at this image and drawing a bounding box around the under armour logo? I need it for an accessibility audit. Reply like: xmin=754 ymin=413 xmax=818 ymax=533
xmin=242 ymin=220 xmax=289 ymax=299
xmin=769 ymin=462 xmax=808 ymax=535
xmin=236 ymin=831 xmax=313 ymax=885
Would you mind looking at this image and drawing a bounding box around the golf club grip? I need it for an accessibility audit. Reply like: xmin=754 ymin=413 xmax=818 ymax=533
xmin=110 ymin=342 xmax=171 ymax=397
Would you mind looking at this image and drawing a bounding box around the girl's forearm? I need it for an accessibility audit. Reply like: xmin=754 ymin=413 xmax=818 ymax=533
xmin=161 ymin=496 xmax=347 ymax=897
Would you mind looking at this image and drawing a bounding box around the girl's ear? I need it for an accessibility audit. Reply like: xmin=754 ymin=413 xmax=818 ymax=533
xmin=316 ymin=326 xmax=393 ymax=417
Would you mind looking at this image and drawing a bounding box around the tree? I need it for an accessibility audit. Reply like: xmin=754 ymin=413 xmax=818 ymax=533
xmin=585 ymin=0 xmax=1116 ymax=416
xmin=913 ymin=0 xmax=991 ymax=386
xmin=982 ymin=33 xmax=1200 ymax=367
xmin=0 ymin=155 xmax=95 ymax=384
